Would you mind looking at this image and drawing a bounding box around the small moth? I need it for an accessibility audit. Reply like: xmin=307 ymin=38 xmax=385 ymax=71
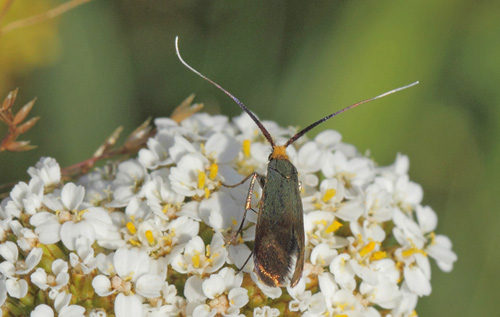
xmin=175 ymin=37 xmax=417 ymax=287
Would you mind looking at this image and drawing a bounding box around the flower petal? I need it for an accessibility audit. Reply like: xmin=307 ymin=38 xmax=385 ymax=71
xmin=114 ymin=293 xmax=144 ymax=317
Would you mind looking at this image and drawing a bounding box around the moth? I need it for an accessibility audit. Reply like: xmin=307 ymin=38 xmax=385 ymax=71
xmin=175 ymin=36 xmax=417 ymax=287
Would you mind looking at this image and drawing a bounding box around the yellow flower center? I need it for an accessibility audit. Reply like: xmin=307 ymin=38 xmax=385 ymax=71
xmin=370 ymin=251 xmax=387 ymax=261
xmin=126 ymin=222 xmax=137 ymax=234
xmin=402 ymin=247 xmax=427 ymax=257
xmin=322 ymin=189 xmax=336 ymax=203
xmin=192 ymin=252 xmax=201 ymax=268
xmin=359 ymin=241 xmax=377 ymax=257
xmin=145 ymin=230 xmax=154 ymax=244
xmin=326 ymin=220 xmax=343 ymax=234
xmin=198 ymin=170 xmax=206 ymax=189
xmin=209 ymin=163 xmax=218 ymax=180
xmin=243 ymin=139 xmax=251 ymax=157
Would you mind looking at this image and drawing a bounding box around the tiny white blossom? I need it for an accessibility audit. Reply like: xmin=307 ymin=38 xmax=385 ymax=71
xmin=426 ymin=234 xmax=457 ymax=272
xmin=253 ymin=306 xmax=280 ymax=317
xmin=110 ymin=159 xmax=149 ymax=206
xmin=31 ymin=259 xmax=69 ymax=291
xmin=5 ymin=278 xmax=28 ymax=298
xmin=114 ymin=293 xmax=144 ymax=317
xmin=171 ymin=233 xmax=227 ymax=275
xmin=4 ymin=176 xmax=44 ymax=218
xmin=27 ymin=157 xmax=61 ymax=187
xmin=138 ymin=130 xmax=175 ymax=169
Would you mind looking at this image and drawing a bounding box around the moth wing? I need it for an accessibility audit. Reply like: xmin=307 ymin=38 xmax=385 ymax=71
xmin=253 ymin=166 xmax=304 ymax=287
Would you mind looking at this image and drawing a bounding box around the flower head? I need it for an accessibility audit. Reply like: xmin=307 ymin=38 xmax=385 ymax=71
xmin=0 ymin=111 xmax=456 ymax=316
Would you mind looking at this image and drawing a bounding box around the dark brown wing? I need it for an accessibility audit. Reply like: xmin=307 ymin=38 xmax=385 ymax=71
xmin=253 ymin=159 xmax=305 ymax=287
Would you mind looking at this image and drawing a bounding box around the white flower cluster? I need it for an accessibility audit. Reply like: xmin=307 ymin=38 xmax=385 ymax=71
xmin=0 ymin=111 xmax=457 ymax=316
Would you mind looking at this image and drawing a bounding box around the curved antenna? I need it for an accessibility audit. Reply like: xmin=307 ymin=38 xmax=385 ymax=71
xmin=175 ymin=36 xmax=275 ymax=147
xmin=285 ymin=81 xmax=419 ymax=147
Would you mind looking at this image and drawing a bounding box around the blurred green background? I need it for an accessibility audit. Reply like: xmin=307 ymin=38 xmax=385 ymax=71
xmin=1 ymin=0 xmax=499 ymax=315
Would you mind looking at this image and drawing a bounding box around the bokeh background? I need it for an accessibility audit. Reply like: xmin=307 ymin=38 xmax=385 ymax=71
xmin=1 ymin=0 xmax=498 ymax=315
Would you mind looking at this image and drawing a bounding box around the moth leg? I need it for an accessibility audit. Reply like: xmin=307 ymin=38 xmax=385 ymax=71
xmin=223 ymin=173 xmax=264 ymax=245
xmin=236 ymin=251 xmax=253 ymax=274
xmin=235 ymin=172 xmax=260 ymax=237
xmin=221 ymin=173 xmax=257 ymax=188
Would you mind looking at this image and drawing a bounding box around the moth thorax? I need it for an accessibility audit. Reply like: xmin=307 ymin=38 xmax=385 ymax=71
xmin=270 ymin=145 xmax=289 ymax=160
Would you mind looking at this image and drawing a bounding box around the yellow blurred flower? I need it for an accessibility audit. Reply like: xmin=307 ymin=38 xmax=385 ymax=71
xmin=0 ymin=0 xmax=60 ymax=89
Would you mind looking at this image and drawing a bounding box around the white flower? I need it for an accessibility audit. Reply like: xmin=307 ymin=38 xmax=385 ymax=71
xmin=149 ymin=281 xmax=186 ymax=316
xmin=426 ymin=234 xmax=457 ymax=272
xmin=196 ymin=268 xmax=249 ymax=316
xmin=60 ymin=221 xmax=95 ymax=251
xmin=80 ymin=207 xmax=123 ymax=249
xmin=92 ymin=275 xmax=114 ymax=297
xmin=92 ymin=248 xmax=164 ymax=309
xmin=287 ymin=278 xmax=326 ymax=314
xmin=31 ymin=183 xmax=89 ymax=248
xmin=204 ymin=132 xmax=240 ymax=164
xmin=310 ymin=243 xmax=337 ymax=267
xmin=69 ymin=236 xmax=98 ymax=274
xmin=29 ymin=210 xmax=61 ymax=244
xmin=110 ymin=159 xmax=149 ymax=206
xmin=31 ymin=304 xmax=55 ymax=317
xmin=397 ymin=251 xmax=432 ymax=297
xmin=78 ymin=168 xmax=114 ymax=208
xmin=0 ymin=241 xmax=19 ymax=265
xmin=168 ymin=135 xmax=199 ymax=163
xmin=44 ymin=292 xmax=86 ymax=317
xmin=359 ymin=259 xmax=401 ymax=309
xmin=143 ymin=169 xmax=185 ymax=220
xmin=180 ymin=113 xmax=231 ymax=138
xmin=321 ymin=151 xmax=375 ymax=189
xmin=138 ymin=130 xmax=175 ymax=169
xmin=318 ymin=272 xmax=338 ymax=306
xmin=12 ymin=224 xmax=38 ymax=252
xmin=5 ymin=278 xmax=28 ymax=299
xmin=378 ymin=154 xmax=423 ymax=211
xmin=135 ymin=273 xmax=164 ymax=298
xmin=170 ymin=153 xmax=212 ymax=197
xmin=391 ymin=283 xmax=418 ymax=316
xmin=27 ymin=157 xmax=61 ymax=187
xmin=0 ymin=242 xmax=42 ymax=299
xmin=191 ymin=304 xmax=217 ymax=317
xmin=114 ymin=248 xmax=150 ymax=281
xmin=393 ymin=209 xmax=426 ymax=249
xmin=163 ymin=216 xmax=200 ymax=262
xmin=31 ymin=259 xmax=69 ymax=291
xmin=4 ymin=176 xmax=44 ymax=218
xmin=253 ymin=306 xmax=280 ymax=317
xmin=114 ymin=293 xmax=144 ymax=317
xmin=304 ymin=211 xmax=348 ymax=248
xmin=171 ymin=233 xmax=227 ymax=275
xmin=199 ymin=191 xmax=246 ymax=234
xmin=184 ymin=275 xmax=206 ymax=303
xmin=329 ymin=253 xmax=356 ymax=291
xmin=292 ymin=141 xmax=323 ymax=190
xmin=363 ymin=180 xmax=397 ymax=223
xmin=414 ymin=205 xmax=457 ymax=272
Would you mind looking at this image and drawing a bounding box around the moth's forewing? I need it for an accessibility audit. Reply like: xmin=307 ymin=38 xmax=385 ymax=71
xmin=253 ymin=159 xmax=305 ymax=287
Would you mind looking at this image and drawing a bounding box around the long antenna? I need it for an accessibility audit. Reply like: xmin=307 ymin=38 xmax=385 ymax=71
xmin=175 ymin=36 xmax=276 ymax=147
xmin=284 ymin=81 xmax=419 ymax=147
